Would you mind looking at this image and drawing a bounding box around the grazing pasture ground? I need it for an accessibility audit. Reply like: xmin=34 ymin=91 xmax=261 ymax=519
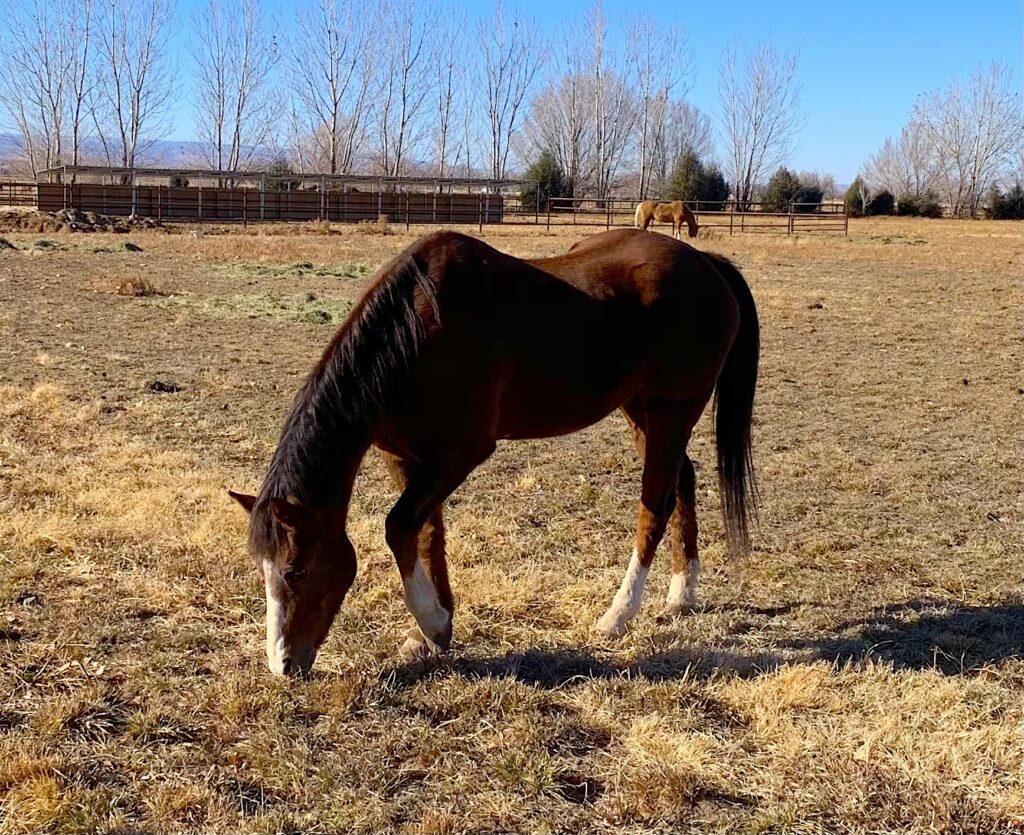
xmin=0 ymin=218 xmax=1021 ymax=833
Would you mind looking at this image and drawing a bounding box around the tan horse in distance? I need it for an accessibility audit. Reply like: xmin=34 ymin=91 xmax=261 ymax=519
xmin=635 ymin=200 xmax=699 ymax=239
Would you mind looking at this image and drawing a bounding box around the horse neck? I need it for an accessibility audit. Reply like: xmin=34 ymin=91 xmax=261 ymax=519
xmin=259 ymin=372 xmax=371 ymax=513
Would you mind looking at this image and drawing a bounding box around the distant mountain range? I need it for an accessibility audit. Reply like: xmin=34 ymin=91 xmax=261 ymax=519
xmin=0 ymin=132 xmax=224 ymax=171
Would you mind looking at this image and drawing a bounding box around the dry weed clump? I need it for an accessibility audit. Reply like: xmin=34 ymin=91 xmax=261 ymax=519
xmin=0 ymin=217 xmax=1020 ymax=834
xmin=116 ymin=276 xmax=162 ymax=296
xmin=357 ymin=214 xmax=396 ymax=235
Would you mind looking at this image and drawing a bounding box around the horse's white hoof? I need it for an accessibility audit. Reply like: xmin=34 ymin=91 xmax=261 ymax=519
xmin=594 ymin=610 xmax=629 ymax=638
xmin=399 ymin=627 xmax=443 ymax=662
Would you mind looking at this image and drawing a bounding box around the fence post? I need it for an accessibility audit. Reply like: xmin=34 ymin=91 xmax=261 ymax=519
xmin=788 ymin=200 xmax=794 ymax=235
xmin=478 ymin=194 xmax=483 ymax=233
xmin=243 ymin=190 xmax=247 ymax=228
xmin=406 ymin=190 xmax=411 ymax=231
xmin=844 ymin=203 xmax=849 ymax=236
xmin=546 ymin=198 xmax=551 ymax=231
xmin=535 ymin=187 xmax=539 ymax=225
xmin=606 ymin=199 xmax=611 ymax=230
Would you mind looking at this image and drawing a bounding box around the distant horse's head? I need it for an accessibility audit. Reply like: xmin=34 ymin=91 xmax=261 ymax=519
xmin=229 ymin=491 xmax=356 ymax=676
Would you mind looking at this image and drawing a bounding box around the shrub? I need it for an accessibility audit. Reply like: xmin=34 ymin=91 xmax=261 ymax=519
xmin=665 ymin=153 xmax=729 ymax=209
xmin=666 ymin=152 xmax=702 ymax=202
xmin=845 ymin=177 xmax=870 ymax=217
xmin=867 ymin=190 xmax=895 ymax=216
xmin=521 ymin=151 xmax=569 ymax=210
xmin=793 ymin=182 xmax=824 ymax=213
xmin=897 ymin=191 xmax=944 ymax=218
xmin=985 ymin=185 xmax=1024 ymax=220
xmin=265 ymin=158 xmax=301 ymax=192
xmin=762 ymin=167 xmax=800 ymax=212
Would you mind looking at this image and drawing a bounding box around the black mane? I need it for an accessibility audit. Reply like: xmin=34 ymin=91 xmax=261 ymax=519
xmin=253 ymin=253 xmax=438 ymax=533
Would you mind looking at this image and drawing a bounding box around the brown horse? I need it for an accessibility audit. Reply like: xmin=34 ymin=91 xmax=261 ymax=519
xmin=634 ymin=199 xmax=699 ymax=239
xmin=229 ymin=228 xmax=758 ymax=676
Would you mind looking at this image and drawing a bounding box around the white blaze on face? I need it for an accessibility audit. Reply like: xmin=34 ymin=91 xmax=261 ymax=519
xmin=666 ymin=558 xmax=700 ymax=612
xmin=264 ymin=559 xmax=287 ymax=676
xmin=402 ymin=558 xmax=449 ymax=645
xmin=596 ymin=549 xmax=649 ymax=637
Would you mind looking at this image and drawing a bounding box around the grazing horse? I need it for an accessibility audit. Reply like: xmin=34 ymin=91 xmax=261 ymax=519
xmin=230 ymin=228 xmax=758 ymax=676
xmin=634 ymin=200 xmax=699 ymax=239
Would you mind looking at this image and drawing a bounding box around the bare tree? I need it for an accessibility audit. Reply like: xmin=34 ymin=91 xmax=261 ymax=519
xmin=522 ymin=14 xmax=595 ymax=195
xmin=67 ymin=0 xmax=94 ymax=174
xmin=863 ymin=120 xmax=939 ymax=200
xmin=290 ymin=0 xmax=374 ymax=175
xmin=431 ymin=13 xmax=467 ymax=179
xmin=92 ymin=0 xmax=174 ymax=172
xmin=625 ymin=14 xmax=691 ymax=199
xmin=375 ymin=0 xmax=433 ymax=177
xmin=191 ymin=0 xmax=278 ymax=174
xmin=0 ymin=0 xmax=93 ymax=178
xmin=523 ymin=72 xmax=594 ymax=196
xmin=718 ymin=40 xmax=803 ymax=210
xmin=798 ymin=170 xmax=836 ymax=202
xmin=912 ymin=62 xmax=1021 ymax=217
xmin=651 ymin=99 xmax=713 ymax=192
xmin=586 ymin=2 xmax=636 ymax=199
xmin=477 ymin=0 xmax=542 ymax=180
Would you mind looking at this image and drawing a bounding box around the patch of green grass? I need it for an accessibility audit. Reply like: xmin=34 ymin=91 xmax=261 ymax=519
xmin=31 ymin=239 xmax=71 ymax=251
xmin=0 ymin=237 xmax=16 ymax=251
xmin=229 ymin=261 xmax=371 ymax=280
xmin=149 ymin=291 xmax=353 ymax=325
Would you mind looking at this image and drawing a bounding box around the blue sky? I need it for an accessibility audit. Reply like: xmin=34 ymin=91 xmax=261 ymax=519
xmin=165 ymin=0 xmax=1022 ymax=181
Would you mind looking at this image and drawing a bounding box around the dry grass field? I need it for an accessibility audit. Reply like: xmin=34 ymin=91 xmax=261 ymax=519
xmin=0 ymin=216 xmax=1021 ymax=833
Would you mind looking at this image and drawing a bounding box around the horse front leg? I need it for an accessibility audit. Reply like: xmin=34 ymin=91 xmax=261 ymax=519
xmin=383 ymin=444 xmax=494 ymax=660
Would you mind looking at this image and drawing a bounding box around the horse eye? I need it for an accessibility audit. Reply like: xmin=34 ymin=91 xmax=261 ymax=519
xmin=284 ymin=566 xmax=306 ymax=583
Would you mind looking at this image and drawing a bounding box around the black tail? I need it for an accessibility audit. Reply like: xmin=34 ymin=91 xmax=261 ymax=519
xmin=707 ymin=254 xmax=760 ymax=557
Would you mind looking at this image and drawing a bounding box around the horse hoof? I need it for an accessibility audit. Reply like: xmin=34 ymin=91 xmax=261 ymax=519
xmin=661 ymin=603 xmax=694 ymax=620
xmin=399 ymin=627 xmax=444 ymax=662
xmin=594 ymin=612 xmax=628 ymax=639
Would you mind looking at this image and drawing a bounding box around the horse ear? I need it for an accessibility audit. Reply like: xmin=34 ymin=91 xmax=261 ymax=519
xmin=228 ymin=491 xmax=257 ymax=514
xmin=268 ymin=496 xmax=307 ymax=532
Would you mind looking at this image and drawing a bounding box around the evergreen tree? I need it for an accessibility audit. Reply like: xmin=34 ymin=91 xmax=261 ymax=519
xmin=521 ymin=152 xmax=569 ymax=210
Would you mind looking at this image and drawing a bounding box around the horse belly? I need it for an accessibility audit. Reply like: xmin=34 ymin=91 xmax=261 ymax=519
xmin=495 ymin=378 xmax=627 ymax=439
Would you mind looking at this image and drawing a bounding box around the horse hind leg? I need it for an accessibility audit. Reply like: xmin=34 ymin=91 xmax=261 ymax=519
xmin=665 ymin=453 xmax=699 ymax=615
xmin=596 ymin=403 xmax=687 ymax=637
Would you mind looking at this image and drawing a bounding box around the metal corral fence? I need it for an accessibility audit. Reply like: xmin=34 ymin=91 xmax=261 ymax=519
xmin=20 ymin=182 xmax=503 ymax=227
xmin=542 ymin=197 xmax=848 ymax=235
xmin=2 ymin=179 xmax=846 ymax=234
xmin=0 ymin=182 xmax=37 ymax=208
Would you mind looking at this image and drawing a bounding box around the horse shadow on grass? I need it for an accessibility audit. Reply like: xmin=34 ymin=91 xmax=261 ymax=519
xmin=384 ymin=597 xmax=1024 ymax=689
xmin=785 ymin=597 xmax=1024 ymax=676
